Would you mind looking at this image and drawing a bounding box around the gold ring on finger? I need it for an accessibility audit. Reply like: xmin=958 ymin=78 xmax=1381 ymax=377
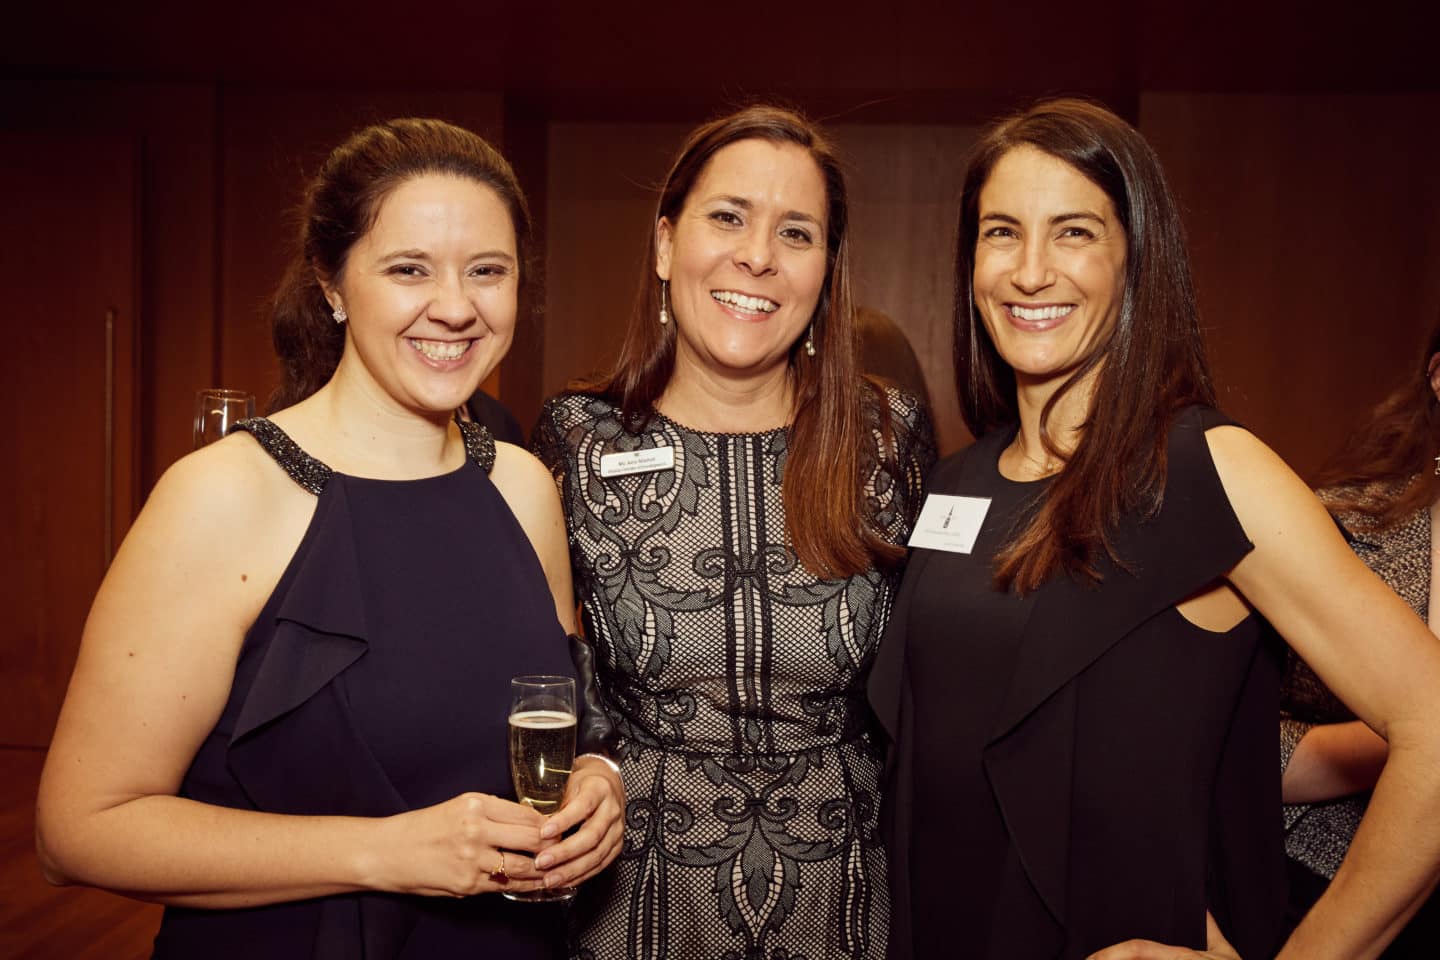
xmin=491 ymin=850 xmax=508 ymax=881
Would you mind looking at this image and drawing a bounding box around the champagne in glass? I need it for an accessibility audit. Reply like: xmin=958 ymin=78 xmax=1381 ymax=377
xmin=509 ymin=709 xmax=576 ymax=815
xmin=193 ymin=389 xmax=255 ymax=449
xmin=505 ymin=675 xmax=576 ymax=902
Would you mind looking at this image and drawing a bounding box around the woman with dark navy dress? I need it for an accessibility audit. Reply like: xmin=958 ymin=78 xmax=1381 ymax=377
xmin=35 ymin=118 xmax=623 ymax=959
xmin=870 ymin=98 xmax=1440 ymax=959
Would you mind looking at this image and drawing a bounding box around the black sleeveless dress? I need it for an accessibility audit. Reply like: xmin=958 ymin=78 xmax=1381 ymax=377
xmin=870 ymin=406 xmax=1288 ymax=959
xmin=151 ymin=418 xmax=572 ymax=960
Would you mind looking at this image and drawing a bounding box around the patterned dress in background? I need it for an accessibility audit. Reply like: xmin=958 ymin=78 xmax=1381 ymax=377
xmin=534 ymin=387 xmax=933 ymax=960
xmin=1279 ymin=479 xmax=1440 ymax=956
xmin=1280 ymin=482 xmax=1427 ymax=879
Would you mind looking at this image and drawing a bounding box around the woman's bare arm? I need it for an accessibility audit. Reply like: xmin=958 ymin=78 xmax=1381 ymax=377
xmin=491 ymin=441 xmax=578 ymax=635
xmin=1283 ymin=720 xmax=1389 ymax=804
xmin=1208 ymin=426 xmax=1440 ymax=960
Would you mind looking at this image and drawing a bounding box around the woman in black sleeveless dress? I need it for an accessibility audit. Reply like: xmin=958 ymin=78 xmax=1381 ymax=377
xmin=36 ymin=119 xmax=623 ymax=958
xmin=870 ymin=99 xmax=1440 ymax=959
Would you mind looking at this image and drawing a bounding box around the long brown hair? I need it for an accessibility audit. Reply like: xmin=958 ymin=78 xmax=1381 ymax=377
xmin=579 ymin=104 xmax=896 ymax=578
xmin=268 ymin=118 xmax=532 ymax=411
xmin=1314 ymin=317 xmax=1440 ymax=528
xmin=954 ymin=98 xmax=1216 ymax=592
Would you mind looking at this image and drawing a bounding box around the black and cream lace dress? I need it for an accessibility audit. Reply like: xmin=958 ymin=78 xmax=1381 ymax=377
xmin=534 ymin=387 xmax=933 ymax=960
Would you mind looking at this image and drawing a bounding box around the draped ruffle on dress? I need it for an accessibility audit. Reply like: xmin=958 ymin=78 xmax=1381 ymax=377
xmin=152 ymin=418 xmax=572 ymax=960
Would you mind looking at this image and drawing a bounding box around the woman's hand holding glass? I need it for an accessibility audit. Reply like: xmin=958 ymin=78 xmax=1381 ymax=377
xmin=499 ymin=675 xmax=625 ymax=897
xmin=532 ymin=755 xmax=625 ymax=890
xmin=369 ymin=791 xmax=551 ymax=898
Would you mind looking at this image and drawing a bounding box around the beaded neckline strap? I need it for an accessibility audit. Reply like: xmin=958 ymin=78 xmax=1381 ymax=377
xmin=456 ymin=418 xmax=497 ymax=474
xmin=233 ymin=418 xmax=332 ymax=494
xmin=233 ymin=417 xmax=496 ymax=495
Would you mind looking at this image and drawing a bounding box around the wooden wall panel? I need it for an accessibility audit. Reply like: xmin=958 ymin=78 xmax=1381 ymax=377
xmin=134 ymin=87 xmax=220 ymax=490
xmin=0 ymin=132 xmax=137 ymax=747
xmin=836 ymin=123 xmax=978 ymax=454
xmin=219 ymin=89 xmax=506 ymax=412
xmin=1142 ymin=93 xmax=1440 ymax=478
xmin=542 ymin=122 xmax=691 ymax=400
xmin=0 ymin=78 xmax=217 ymax=497
xmin=496 ymin=97 xmax=551 ymax=435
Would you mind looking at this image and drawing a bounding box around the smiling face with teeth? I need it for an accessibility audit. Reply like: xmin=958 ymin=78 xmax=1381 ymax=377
xmin=973 ymin=146 xmax=1127 ymax=391
xmin=320 ymin=173 xmax=518 ymax=418
xmin=655 ymin=138 xmax=828 ymax=394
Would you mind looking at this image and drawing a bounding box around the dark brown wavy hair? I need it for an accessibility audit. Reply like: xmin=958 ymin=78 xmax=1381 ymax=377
xmin=578 ymin=104 xmax=896 ymax=578
xmin=268 ymin=118 xmax=532 ymax=411
xmin=954 ymin=98 xmax=1216 ymax=592
xmin=1314 ymin=317 xmax=1440 ymax=528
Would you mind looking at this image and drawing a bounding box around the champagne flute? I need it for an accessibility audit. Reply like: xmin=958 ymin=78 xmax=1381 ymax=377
xmin=193 ymin=389 xmax=255 ymax=449
xmin=505 ymin=675 xmax=577 ymax=903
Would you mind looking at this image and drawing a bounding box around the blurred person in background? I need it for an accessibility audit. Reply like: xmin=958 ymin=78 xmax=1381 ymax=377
xmin=1280 ymin=316 xmax=1440 ymax=958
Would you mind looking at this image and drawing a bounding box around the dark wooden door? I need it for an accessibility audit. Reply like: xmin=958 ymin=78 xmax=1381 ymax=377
xmin=0 ymin=133 xmax=139 ymax=748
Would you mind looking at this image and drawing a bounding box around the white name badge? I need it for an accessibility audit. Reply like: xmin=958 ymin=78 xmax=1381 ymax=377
xmin=907 ymin=494 xmax=991 ymax=554
xmin=599 ymin=446 xmax=676 ymax=479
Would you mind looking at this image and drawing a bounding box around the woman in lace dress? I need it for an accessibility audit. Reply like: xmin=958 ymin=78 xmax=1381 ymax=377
xmin=534 ymin=106 xmax=934 ymax=960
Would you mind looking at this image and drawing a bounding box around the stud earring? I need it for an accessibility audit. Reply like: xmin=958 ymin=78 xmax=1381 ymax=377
xmin=332 ymin=307 xmax=348 ymax=324
xmin=658 ymin=281 xmax=670 ymax=326
xmin=804 ymin=325 xmax=815 ymax=357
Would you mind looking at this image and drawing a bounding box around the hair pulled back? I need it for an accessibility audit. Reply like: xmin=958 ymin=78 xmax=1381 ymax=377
xmin=954 ymin=97 xmax=1216 ymax=592
xmin=269 ymin=117 xmax=531 ymax=411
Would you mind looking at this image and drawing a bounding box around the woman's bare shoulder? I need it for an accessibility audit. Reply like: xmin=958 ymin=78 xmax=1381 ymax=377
xmin=490 ymin=441 xmax=562 ymax=519
xmin=146 ymin=430 xmax=306 ymax=538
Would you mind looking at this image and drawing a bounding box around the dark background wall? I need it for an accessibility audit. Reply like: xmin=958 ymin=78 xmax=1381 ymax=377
xmin=3 ymin=0 xmax=1438 ymax=747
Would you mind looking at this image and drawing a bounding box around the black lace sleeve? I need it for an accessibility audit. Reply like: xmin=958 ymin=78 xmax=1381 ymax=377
xmin=865 ymin=385 xmax=938 ymax=545
xmin=895 ymin=390 xmax=938 ymax=531
xmin=529 ymin=396 xmax=571 ymax=488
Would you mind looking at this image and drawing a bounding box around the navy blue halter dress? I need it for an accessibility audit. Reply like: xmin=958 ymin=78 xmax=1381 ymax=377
xmin=151 ymin=418 xmax=571 ymax=959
